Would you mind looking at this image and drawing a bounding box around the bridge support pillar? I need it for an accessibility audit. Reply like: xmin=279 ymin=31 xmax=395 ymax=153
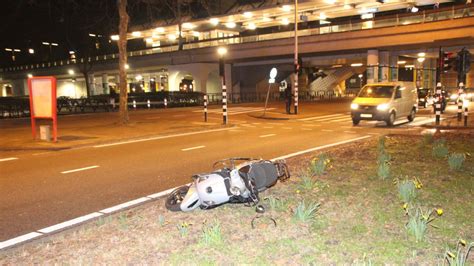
xmin=367 ymin=50 xmax=379 ymax=84
xmin=379 ymin=51 xmax=390 ymax=82
xmin=389 ymin=55 xmax=399 ymax=82
xmin=102 ymin=74 xmax=109 ymax=94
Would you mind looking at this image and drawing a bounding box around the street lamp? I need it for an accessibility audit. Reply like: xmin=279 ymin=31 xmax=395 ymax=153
xmin=42 ymin=41 xmax=59 ymax=60
xmin=293 ymin=0 xmax=299 ymax=114
xmin=217 ymin=47 xmax=228 ymax=125
xmin=5 ymin=48 xmax=21 ymax=61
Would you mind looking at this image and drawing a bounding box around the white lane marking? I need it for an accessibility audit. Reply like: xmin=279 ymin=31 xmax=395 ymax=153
xmin=172 ymin=114 xmax=186 ymax=117
xmin=94 ymin=128 xmax=234 ymax=148
xmin=145 ymin=116 xmax=161 ymax=120
xmin=267 ymin=122 xmax=284 ymax=125
xmin=230 ymin=129 xmax=245 ymax=132
xmin=259 ymin=134 xmax=276 ymax=138
xmin=61 ymin=165 xmax=99 ymax=174
xmin=181 ymin=145 xmax=206 ymax=151
xmin=38 ymin=212 xmax=103 ymax=234
xmin=368 ymin=132 xmax=381 ymax=135
xmin=0 ymin=232 xmax=43 ymax=250
xmin=272 ymin=136 xmax=372 ymax=161
xmin=99 ymin=197 xmax=151 ymax=214
xmin=263 ymin=126 xmax=274 ymax=129
xmin=194 ymin=107 xmax=275 ymax=115
xmin=0 ymin=157 xmax=18 ymax=162
xmin=298 ymin=113 xmax=345 ymax=121
xmin=302 ymin=128 xmax=313 ymax=131
xmin=344 ymin=131 xmax=357 ymax=134
xmin=331 ymin=117 xmax=353 ymax=122
xmin=409 ymin=117 xmax=441 ymax=126
xmin=252 ymin=122 xmax=262 ymax=125
xmin=282 ymin=127 xmax=293 ymax=130
xmin=322 ymin=129 xmax=334 ymax=132
xmin=147 ymin=187 xmax=182 ymax=199
xmin=32 ymin=152 xmax=52 ymax=156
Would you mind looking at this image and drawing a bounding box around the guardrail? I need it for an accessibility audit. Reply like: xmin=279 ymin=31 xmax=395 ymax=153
xmin=0 ymin=90 xmax=356 ymax=118
xmin=1 ymin=4 xmax=473 ymax=73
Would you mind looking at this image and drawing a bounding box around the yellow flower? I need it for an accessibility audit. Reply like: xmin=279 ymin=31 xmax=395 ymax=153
xmin=403 ymin=203 xmax=408 ymax=210
xmin=460 ymin=239 xmax=466 ymax=246
xmin=415 ymin=184 xmax=422 ymax=189
xmin=447 ymin=251 xmax=456 ymax=258
xmin=296 ymin=189 xmax=300 ymax=194
xmin=436 ymin=208 xmax=443 ymax=216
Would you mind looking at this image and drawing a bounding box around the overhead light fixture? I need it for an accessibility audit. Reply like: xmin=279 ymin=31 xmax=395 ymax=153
xmin=361 ymin=13 xmax=374 ymax=19
xmin=111 ymin=35 xmax=119 ymax=41
xmin=192 ymin=31 xmax=200 ymax=37
xmin=243 ymin=12 xmax=253 ymax=18
xmin=131 ymin=31 xmax=142 ymax=37
xmin=28 ymin=48 xmax=35 ymax=54
xmin=411 ymin=6 xmax=419 ymax=13
xmin=182 ymin=22 xmax=195 ymax=29
xmin=397 ymin=60 xmax=406 ymax=64
xmin=358 ymin=74 xmax=363 ymax=78
xmin=125 ymin=64 xmax=130 ymax=70
xmin=89 ymin=33 xmax=96 ymax=37
xmin=319 ymin=12 xmax=327 ymax=20
xmin=42 ymin=42 xmax=50 ymax=45
xmin=332 ymin=64 xmax=343 ymax=68
xmin=281 ymin=5 xmax=292 ymax=12
xmin=68 ymin=69 xmax=75 ymax=75
xmin=51 ymin=43 xmax=58 ymax=46
xmin=27 ymin=74 xmax=33 ymax=78
xmin=5 ymin=48 xmax=12 ymax=51
xmin=167 ymin=34 xmax=177 ymax=41
xmin=155 ymin=27 xmax=165 ymax=33
xmin=405 ymin=64 xmax=415 ymax=68
xmin=417 ymin=57 xmax=425 ymax=63
xmin=247 ymin=23 xmax=257 ymax=30
xmin=344 ymin=4 xmax=354 ymax=9
xmin=281 ymin=18 xmax=290 ymax=25
xmin=135 ymin=75 xmax=143 ymax=81
xmin=145 ymin=38 xmax=153 ymax=44
xmin=69 ymin=51 xmax=75 ymax=55
xmin=417 ymin=52 xmax=426 ymax=57
xmin=351 ymin=63 xmax=363 ymax=67
xmin=226 ymin=21 xmax=236 ymax=28
xmin=359 ymin=7 xmax=378 ymax=14
xmin=262 ymin=16 xmax=273 ymax=22
xmin=325 ymin=0 xmax=336 ymax=4
xmin=210 ymin=18 xmax=219 ymax=25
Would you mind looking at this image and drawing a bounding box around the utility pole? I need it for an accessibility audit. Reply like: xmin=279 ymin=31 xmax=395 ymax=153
xmin=293 ymin=0 xmax=299 ymax=115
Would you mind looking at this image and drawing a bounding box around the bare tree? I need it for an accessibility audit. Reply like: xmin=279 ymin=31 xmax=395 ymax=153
xmin=118 ymin=0 xmax=129 ymax=124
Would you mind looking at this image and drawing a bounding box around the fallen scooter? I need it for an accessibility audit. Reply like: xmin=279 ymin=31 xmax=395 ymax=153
xmin=165 ymin=158 xmax=290 ymax=212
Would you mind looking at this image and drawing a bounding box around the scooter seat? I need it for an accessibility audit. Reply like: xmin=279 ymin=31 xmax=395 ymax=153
xmin=239 ymin=162 xmax=278 ymax=191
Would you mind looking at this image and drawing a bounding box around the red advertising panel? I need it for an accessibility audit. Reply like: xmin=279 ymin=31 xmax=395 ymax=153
xmin=28 ymin=76 xmax=57 ymax=142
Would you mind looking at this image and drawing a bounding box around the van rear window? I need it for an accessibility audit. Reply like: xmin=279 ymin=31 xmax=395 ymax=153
xmin=358 ymin=85 xmax=394 ymax=98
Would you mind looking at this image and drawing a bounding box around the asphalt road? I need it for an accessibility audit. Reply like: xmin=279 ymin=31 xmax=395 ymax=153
xmin=0 ymin=101 xmax=442 ymax=241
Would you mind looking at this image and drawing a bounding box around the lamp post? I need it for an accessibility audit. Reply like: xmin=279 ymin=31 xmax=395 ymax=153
xmin=217 ymin=47 xmax=228 ymax=125
xmin=293 ymin=0 xmax=299 ymax=114
xmin=5 ymin=48 xmax=21 ymax=61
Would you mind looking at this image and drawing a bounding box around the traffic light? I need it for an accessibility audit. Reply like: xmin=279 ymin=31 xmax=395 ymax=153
xmin=441 ymin=52 xmax=456 ymax=72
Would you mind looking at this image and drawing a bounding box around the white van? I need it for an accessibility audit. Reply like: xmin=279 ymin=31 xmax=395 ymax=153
xmin=350 ymin=82 xmax=418 ymax=126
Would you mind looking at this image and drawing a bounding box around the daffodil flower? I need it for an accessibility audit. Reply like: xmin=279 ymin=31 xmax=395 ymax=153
xmin=460 ymin=239 xmax=467 ymax=246
xmin=447 ymin=251 xmax=456 ymax=258
xmin=436 ymin=208 xmax=443 ymax=216
xmin=403 ymin=203 xmax=408 ymax=210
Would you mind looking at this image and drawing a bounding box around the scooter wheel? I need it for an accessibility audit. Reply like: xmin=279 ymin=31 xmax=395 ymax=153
xmin=165 ymin=186 xmax=189 ymax=212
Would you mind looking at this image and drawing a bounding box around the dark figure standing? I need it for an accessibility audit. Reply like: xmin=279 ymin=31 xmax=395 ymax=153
xmin=284 ymin=84 xmax=292 ymax=114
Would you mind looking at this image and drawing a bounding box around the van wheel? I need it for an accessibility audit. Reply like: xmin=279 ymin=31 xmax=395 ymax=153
xmin=386 ymin=112 xmax=396 ymax=127
xmin=352 ymin=118 xmax=360 ymax=126
xmin=407 ymin=108 xmax=416 ymax=122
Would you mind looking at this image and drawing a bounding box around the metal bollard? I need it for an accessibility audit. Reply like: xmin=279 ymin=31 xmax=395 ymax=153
xmin=133 ymin=100 xmax=136 ymax=109
xmin=464 ymin=105 xmax=468 ymax=127
xmin=147 ymin=99 xmax=151 ymax=109
xmin=222 ymin=86 xmax=227 ymax=124
xmin=204 ymin=94 xmax=208 ymax=122
xmin=164 ymin=98 xmax=167 ymax=108
xmin=435 ymin=83 xmax=442 ymax=125
xmin=457 ymin=83 xmax=464 ymax=121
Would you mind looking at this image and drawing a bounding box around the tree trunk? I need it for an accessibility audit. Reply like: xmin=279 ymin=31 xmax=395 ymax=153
xmin=83 ymin=71 xmax=91 ymax=98
xmin=118 ymin=0 xmax=129 ymax=124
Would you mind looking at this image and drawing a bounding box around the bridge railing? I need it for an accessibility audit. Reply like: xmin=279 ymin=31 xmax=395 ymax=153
xmin=2 ymin=4 xmax=473 ymax=73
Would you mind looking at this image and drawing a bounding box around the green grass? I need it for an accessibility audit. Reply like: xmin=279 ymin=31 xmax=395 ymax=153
xmin=2 ymin=134 xmax=473 ymax=264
